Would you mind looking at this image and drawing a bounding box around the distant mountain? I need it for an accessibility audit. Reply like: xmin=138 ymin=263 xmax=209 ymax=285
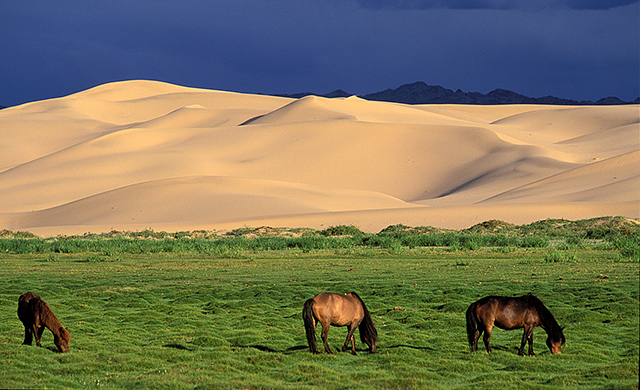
xmin=280 ymin=81 xmax=639 ymax=105
xmin=278 ymin=89 xmax=352 ymax=99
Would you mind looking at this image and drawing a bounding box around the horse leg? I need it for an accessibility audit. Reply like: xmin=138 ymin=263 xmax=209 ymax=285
xmin=527 ymin=328 xmax=536 ymax=356
xmin=350 ymin=334 xmax=356 ymax=355
xmin=518 ymin=329 xmax=528 ymax=356
xmin=483 ymin=326 xmax=493 ymax=353
xmin=518 ymin=326 xmax=536 ymax=356
xmin=471 ymin=329 xmax=481 ymax=352
xmin=35 ymin=326 xmax=44 ymax=347
xmin=320 ymin=323 xmax=333 ymax=354
xmin=22 ymin=324 xmax=33 ymax=345
xmin=342 ymin=324 xmax=358 ymax=355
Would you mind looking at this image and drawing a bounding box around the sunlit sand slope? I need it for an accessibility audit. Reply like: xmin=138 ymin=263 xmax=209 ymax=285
xmin=0 ymin=80 xmax=637 ymax=235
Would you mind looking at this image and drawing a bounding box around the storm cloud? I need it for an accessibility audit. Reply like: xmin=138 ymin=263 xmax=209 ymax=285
xmin=1 ymin=0 xmax=638 ymax=107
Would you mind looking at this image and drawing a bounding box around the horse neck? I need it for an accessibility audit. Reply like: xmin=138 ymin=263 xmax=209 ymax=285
xmin=41 ymin=305 xmax=64 ymax=335
xmin=536 ymin=303 xmax=563 ymax=341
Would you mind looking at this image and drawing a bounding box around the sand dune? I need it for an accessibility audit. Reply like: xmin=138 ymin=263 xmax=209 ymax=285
xmin=0 ymin=80 xmax=637 ymax=235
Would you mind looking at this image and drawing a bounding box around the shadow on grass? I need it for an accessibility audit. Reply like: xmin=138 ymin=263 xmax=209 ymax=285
xmin=164 ymin=343 xmax=194 ymax=351
xmin=386 ymin=344 xmax=437 ymax=351
xmin=233 ymin=344 xmax=309 ymax=354
xmin=234 ymin=344 xmax=438 ymax=354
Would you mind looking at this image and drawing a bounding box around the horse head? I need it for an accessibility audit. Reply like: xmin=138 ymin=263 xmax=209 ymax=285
xmin=545 ymin=321 xmax=565 ymax=354
xmin=54 ymin=327 xmax=70 ymax=353
xmin=546 ymin=337 xmax=562 ymax=354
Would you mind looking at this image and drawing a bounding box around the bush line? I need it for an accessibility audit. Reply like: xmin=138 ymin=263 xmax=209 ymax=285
xmin=1 ymin=217 xmax=637 ymax=259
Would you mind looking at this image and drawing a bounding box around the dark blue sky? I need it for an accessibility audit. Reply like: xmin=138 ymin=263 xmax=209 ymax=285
xmin=1 ymin=0 xmax=638 ymax=107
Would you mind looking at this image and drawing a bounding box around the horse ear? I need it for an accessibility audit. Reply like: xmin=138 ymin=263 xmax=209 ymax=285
xmin=561 ymin=326 xmax=565 ymax=331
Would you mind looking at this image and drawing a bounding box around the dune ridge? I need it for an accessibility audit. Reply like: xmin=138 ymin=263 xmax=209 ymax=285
xmin=0 ymin=80 xmax=637 ymax=235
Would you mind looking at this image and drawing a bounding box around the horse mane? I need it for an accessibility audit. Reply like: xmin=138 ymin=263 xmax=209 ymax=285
xmin=525 ymin=294 xmax=565 ymax=344
xmin=348 ymin=292 xmax=378 ymax=344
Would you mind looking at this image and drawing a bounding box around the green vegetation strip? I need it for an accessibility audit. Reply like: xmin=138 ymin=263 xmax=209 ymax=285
xmin=1 ymin=217 xmax=638 ymax=260
xmin=0 ymin=217 xmax=637 ymax=389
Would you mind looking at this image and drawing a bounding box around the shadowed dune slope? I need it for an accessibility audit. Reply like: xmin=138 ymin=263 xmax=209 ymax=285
xmin=0 ymin=80 xmax=637 ymax=235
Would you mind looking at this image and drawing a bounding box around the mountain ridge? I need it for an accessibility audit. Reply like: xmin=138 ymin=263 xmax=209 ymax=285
xmin=279 ymin=81 xmax=640 ymax=105
xmin=3 ymin=82 xmax=638 ymax=109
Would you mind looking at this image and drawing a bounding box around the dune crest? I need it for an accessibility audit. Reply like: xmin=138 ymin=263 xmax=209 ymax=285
xmin=0 ymin=80 xmax=637 ymax=235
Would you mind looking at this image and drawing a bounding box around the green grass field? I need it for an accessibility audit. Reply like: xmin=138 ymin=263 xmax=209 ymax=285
xmin=0 ymin=221 xmax=638 ymax=389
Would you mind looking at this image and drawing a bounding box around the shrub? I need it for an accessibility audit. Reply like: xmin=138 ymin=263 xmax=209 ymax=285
xmin=612 ymin=236 xmax=640 ymax=260
xmin=378 ymin=224 xmax=412 ymax=234
xmin=321 ymin=225 xmax=364 ymax=237
xmin=521 ymin=236 xmax=549 ymax=248
xmin=460 ymin=235 xmax=481 ymax=251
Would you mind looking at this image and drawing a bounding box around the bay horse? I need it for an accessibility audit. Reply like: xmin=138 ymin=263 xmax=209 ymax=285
xmin=17 ymin=292 xmax=70 ymax=353
xmin=303 ymin=292 xmax=378 ymax=355
xmin=466 ymin=294 xmax=564 ymax=356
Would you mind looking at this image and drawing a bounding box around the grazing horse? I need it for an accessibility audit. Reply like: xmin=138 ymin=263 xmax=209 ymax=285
xmin=18 ymin=292 xmax=70 ymax=353
xmin=303 ymin=292 xmax=378 ymax=355
xmin=466 ymin=294 xmax=565 ymax=356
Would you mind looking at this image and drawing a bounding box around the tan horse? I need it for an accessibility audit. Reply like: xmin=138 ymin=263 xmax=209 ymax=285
xmin=18 ymin=292 xmax=70 ymax=353
xmin=466 ymin=294 xmax=565 ymax=356
xmin=303 ymin=292 xmax=378 ymax=355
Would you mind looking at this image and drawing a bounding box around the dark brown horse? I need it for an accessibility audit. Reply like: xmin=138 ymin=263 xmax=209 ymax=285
xmin=18 ymin=292 xmax=70 ymax=353
xmin=466 ymin=294 xmax=565 ymax=356
xmin=303 ymin=292 xmax=378 ymax=355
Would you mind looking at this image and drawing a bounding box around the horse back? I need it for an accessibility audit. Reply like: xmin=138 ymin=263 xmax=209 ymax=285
xmin=498 ymin=296 xmax=541 ymax=329
xmin=312 ymin=292 xmax=364 ymax=326
xmin=475 ymin=295 xmax=541 ymax=330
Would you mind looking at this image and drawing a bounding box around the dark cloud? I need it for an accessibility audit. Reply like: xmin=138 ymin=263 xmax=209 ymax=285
xmin=0 ymin=0 xmax=638 ymax=107
xmin=560 ymin=0 xmax=639 ymax=9
xmin=355 ymin=0 xmax=639 ymax=10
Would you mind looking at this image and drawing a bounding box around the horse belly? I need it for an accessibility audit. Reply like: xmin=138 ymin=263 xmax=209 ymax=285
xmin=330 ymin=317 xmax=352 ymax=327
xmin=493 ymin=312 xmax=525 ymax=330
xmin=330 ymin=310 xmax=362 ymax=327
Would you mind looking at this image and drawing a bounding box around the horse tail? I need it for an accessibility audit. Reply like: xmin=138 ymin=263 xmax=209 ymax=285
xmin=465 ymin=301 xmax=479 ymax=350
xmin=350 ymin=292 xmax=378 ymax=346
xmin=527 ymin=295 xmax=565 ymax=345
xmin=302 ymin=298 xmax=318 ymax=353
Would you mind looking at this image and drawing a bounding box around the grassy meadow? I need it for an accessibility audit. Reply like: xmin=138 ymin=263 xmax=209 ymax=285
xmin=0 ymin=218 xmax=638 ymax=389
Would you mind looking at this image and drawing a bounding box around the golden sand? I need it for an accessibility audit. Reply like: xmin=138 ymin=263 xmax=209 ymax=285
xmin=0 ymin=80 xmax=637 ymax=235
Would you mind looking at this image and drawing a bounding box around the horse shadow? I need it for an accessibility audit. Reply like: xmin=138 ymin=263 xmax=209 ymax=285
xmin=385 ymin=344 xmax=436 ymax=351
xmin=163 ymin=343 xmax=195 ymax=351
xmin=235 ymin=344 xmax=308 ymax=354
xmin=233 ymin=343 xmax=436 ymax=354
xmin=162 ymin=343 xmax=309 ymax=354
